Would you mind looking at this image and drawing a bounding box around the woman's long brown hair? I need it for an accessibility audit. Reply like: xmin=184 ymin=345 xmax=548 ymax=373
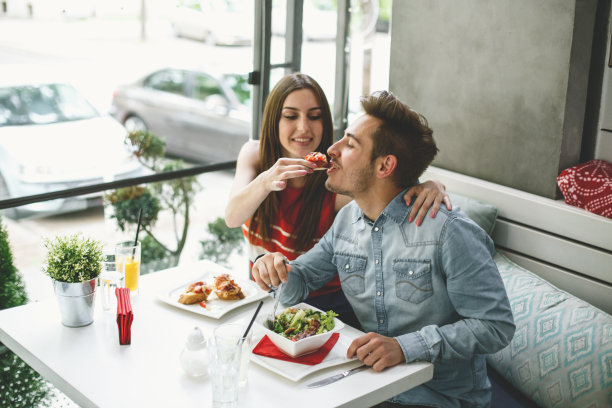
xmin=249 ymin=73 xmax=334 ymax=252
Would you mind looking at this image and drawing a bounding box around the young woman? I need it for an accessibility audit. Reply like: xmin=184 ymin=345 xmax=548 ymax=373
xmin=225 ymin=73 xmax=450 ymax=327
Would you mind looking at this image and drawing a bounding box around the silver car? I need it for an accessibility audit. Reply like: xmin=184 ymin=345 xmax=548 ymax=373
xmin=0 ymin=81 xmax=146 ymax=219
xmin=110 ymin=66 xmax=251 ymax=164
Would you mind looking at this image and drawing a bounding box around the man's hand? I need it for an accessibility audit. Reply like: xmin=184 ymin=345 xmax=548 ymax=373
xmin=347 ymin=332 xmax=405 ymax=372
xmin=251 ymin=252 xmax=291 ymax=291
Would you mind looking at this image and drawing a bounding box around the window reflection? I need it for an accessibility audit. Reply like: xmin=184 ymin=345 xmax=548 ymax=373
xmin=192 ymin=73 xmax=223 ymax=101
xmin=144 ymin=70 xmax=187 ymax=95
xmin=0 ymin=84 xmax=98 ymax=126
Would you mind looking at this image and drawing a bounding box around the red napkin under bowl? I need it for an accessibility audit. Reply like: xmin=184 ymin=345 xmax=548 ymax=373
xmin=253 ymin=333 xmax=340 ymax=365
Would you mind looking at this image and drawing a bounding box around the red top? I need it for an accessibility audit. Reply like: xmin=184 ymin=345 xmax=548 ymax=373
xmin=243 ymin=186 xmax=341 ymax=297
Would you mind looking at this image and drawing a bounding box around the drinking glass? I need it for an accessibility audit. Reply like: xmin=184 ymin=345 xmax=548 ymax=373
xmin=115 ymin=241 xmax=141 ymax=294
xmin=213 ymin=323 xmax=252 ymax=387
xmin=208 ymin=331 xmax=242 ymax=408
xmin=99 ymin=254 xmax=124 ymax=312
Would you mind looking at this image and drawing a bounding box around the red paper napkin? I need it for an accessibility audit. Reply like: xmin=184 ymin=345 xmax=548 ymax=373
xmin=115 ymin=288 xmax=133 ymax=345
xmin=253 ymin=333 xmax=340 ymax=365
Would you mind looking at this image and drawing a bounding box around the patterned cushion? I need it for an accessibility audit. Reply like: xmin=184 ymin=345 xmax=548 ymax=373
xmin=557 ymin=159 xmax=612 ymax=219
xmin=488 ymin=252 xmax=612 ymax=408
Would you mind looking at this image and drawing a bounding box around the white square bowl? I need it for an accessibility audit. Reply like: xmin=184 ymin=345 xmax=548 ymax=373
xmin=255 ymin=302 xmax=345 ymax=358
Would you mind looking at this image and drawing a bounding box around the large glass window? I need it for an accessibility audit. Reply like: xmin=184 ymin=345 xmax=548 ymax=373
xmin=0 ymin=3 xmax=390 ymax=404
xmin=0 ymin=1 xmax=392 ymax=272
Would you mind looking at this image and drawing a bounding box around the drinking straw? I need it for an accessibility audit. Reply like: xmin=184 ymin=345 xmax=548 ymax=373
xmin=132 ymin=208 xmax=143 ymax=258
xmin=134 ymin=208 xmax=143 ymax=246
xmin=239 ymin=300 xmax=264 ymax=345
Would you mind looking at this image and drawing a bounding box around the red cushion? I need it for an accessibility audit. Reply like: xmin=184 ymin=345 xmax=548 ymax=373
xmin=557 ymin=159 xmax=612 ymax=219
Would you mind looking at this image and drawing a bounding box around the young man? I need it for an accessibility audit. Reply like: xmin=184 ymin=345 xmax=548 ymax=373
xmin=252 ymin=91 xmax=515 ymax=407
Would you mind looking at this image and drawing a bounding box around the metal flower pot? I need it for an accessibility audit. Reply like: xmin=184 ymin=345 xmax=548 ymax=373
xmin=53 ymin=278 xmax=97 ymax=327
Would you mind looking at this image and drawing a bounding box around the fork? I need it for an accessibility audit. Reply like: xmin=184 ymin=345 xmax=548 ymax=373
xmin=270 ymin=282 xmax=283 ymax=327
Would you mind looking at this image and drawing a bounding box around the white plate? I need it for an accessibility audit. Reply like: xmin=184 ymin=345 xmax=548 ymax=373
xmin=155 ymin=264 xmax=269 ymax=319
xmin=250 ymin=328 xmax=358 ymax=381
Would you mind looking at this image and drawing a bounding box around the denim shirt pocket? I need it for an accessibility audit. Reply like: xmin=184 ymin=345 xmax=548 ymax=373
xmin=332 ymin=253 xmax=367 ymax=295
xmin=393 ymin=259 xmax=433 ymax=304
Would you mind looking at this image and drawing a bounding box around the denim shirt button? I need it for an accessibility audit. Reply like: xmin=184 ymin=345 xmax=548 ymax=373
xmin=375 ymin=259 xmax=379 ymax=264
xmin=345 ymin=264 xmax=350 ymax=269
xmin=377 ymin=291 xmax=381 ymax=296
xmin=409 ymin=270 xmax=414 ymax=275
xmin=374 ymin=227 xmax=379 ymax=232
xmin=379 ymin=319 xmax=384 ymax=323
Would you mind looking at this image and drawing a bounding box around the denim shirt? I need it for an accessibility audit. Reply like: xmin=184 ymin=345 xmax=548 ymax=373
xmin=281 ymin=188 xmax=515 ymax=407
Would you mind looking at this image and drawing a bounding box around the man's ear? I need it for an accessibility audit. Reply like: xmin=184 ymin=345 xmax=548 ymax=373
xmin=375 ymin=155 xmax=397 ymax=179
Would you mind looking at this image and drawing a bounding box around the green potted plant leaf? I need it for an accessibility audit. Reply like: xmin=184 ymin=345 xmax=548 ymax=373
xmin=42 ymin=233 xmax=103 ymax=327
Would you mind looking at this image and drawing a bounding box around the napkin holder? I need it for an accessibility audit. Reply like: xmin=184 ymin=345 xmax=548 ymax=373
xmin=115 ymin=288 xmax=133 ymax=345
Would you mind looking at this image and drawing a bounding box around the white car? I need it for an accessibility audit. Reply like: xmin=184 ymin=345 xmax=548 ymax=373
xmin=0 ymin=80 xmax=146 ymax=219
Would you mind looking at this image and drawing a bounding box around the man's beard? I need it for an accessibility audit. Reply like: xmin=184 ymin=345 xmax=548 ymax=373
xmin=325 ymin=161 xmax=374 ymax=197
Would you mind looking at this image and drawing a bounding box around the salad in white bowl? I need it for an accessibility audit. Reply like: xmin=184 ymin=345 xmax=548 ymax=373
xmin=257 ymin=303 xmax=344 ymax=357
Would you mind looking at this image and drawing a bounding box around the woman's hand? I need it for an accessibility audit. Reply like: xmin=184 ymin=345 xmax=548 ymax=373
xmin=404 ymin=180 xmax=451 ymax=226
xmin=259 ymin=158 xmax=315 ymax=192
xmin=225 ymin=140 xmax=317 ymax=228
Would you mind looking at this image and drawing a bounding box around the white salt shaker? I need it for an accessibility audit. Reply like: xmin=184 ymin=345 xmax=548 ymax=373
xmin=180 ymin=326 xmax=209 ymax=377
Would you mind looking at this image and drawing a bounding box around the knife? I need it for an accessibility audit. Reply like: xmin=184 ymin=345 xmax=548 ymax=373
xmin=306 ymin=364 xmax=368 ymax=388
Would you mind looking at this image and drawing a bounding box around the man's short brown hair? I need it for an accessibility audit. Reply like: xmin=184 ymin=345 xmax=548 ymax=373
xmin=361 ymin=90 xmax=438 ymax=188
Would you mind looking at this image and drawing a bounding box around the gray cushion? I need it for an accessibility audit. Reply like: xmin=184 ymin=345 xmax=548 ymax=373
xmin=449 ymin=192 xmax=498 ymax=236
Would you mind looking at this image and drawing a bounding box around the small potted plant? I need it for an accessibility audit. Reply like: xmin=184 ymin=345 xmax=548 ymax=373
xmin=42 ymin=233 xmax=103 ymax=327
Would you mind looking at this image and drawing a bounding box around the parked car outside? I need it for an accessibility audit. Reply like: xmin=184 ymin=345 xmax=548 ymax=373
xmin=170 ymin=0 xmax=253 ymax=46
xmin=0 ymin=79 xmax=147 ymax=219
xmin=110 ymin=66 xmax=251 ymax=164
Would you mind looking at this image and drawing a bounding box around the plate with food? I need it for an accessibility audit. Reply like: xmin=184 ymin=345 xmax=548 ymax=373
xmin=157 ymin=267 xmax=269 ymax=319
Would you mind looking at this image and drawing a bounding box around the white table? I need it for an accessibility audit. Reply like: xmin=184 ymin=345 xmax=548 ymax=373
xmin=0 ymin=261 xmax=433 ymax=408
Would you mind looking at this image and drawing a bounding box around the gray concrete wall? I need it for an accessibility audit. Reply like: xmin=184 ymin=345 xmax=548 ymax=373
xmin=389 ymin=0 xmax=596 ymax=198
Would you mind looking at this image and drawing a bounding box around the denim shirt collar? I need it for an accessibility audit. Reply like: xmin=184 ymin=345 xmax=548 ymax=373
xmin=351 ymin=187 xmax=414 ymax=227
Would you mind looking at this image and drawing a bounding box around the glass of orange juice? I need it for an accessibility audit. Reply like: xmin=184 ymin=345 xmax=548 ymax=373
xmin=115 ymin=240 xmax=141 ymax=294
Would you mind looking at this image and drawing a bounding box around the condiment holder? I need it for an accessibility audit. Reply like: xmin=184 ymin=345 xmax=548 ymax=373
xmin=180 ymin=326 xmax=209 ymax=377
